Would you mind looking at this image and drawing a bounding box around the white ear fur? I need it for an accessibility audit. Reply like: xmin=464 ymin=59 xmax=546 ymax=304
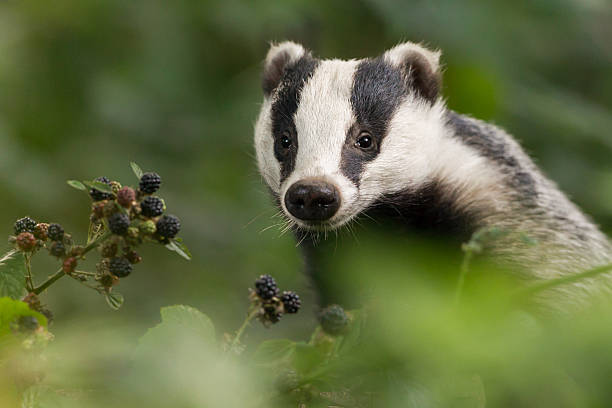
xmin=383 ymin=42 xmax=442 ymax=102
xmin=262 ymin=41 xmax=307 ymax=96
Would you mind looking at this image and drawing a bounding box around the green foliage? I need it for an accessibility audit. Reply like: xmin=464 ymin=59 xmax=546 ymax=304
xmin=0 ymin=297 xmax=46 ymax=338
xmin=0 ymin=251 xmax=26 ymax=299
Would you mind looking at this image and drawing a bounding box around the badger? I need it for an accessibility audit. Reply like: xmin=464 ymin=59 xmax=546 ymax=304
xmin=254 ymin=41 xmax=612 ymax=314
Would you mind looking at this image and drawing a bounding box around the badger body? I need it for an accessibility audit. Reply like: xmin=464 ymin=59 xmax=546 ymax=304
xmin=254 ymin=41 xmax=612 ymax=312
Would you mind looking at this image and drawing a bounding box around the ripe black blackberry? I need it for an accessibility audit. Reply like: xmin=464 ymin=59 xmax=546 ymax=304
xmin=139 ymin=172 xmax=161 ymax=194
xmin=254 ymin=274 xmax=279 ymax=300
xmin=89 ymin=176 xmax=113 ymax=201
xmin=47 ymin=223 xmax=64 ymax=241
xmin=50 ymin=241 xmax=65 ymax=257
xmin=108 ymin=213 xmax=130 ymax=235
xmin=140 ymin=196 xmax=164 ymax=217
xmin=319 ymin=304 xmax=349 ymax=336
xmin=281 ymin=291 xmax=301 ymax=314
xmin=109 ymin=257 xmax=132 ymax=278
xmin=14 ymin=217 xmax=37 ymax=235
xmin=156 ymin=215 xmax=180 ymax=239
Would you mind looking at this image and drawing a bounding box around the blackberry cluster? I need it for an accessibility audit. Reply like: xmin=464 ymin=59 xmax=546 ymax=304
xmin=251 ymin=274 xmax=301 ymax=327
xmin=281 ymin=291 xmax=301 ymax=314
xmin=139 ymin=172 xmax=161 ymax=194
xmin=89 ymin=176 xmax=113 ymax=201
xmin=156 ymin=215 xmax=180 ymax=239
xmin=255 ymin=274 xmax=279 ymax=300
xmin=108 ymin=213 xmax=130 ymax=235
xmin=319 ymin=304 xmax=349 ymax=336
xmin=109 ymin=257 xmax=132 ymax=278
xmin=47 ymin=223 xmax=64 ymax=241
xmin=141 ymin=196 xmax=164 ymax=217
xmin=14 ymin=217 xmax=37 ymax=235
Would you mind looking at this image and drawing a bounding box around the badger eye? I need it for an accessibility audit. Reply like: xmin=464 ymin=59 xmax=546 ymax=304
xmin=280 ymin=134 xmax=292 ymax=149
xmin=355 ymin=132 xmax=373 ymax=150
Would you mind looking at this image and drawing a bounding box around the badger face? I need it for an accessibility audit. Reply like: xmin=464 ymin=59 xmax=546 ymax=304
xmin=254 ymin=41 xmax=445 ymax=232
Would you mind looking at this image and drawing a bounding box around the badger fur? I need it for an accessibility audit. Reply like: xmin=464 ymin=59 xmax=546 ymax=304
xmin=254 ymin=41 xmax=612 ymax=313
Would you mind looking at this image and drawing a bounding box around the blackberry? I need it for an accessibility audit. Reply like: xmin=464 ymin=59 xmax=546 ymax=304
xmin=33 ymin=223 xmax=49 ymax=240
xmin=261 ymin=304 xmax=282 ymax=325
xmin=254 ymin=274 xmax=279 ymax=300
xmin=47 ymin=223 xmax=64 ymax=241
xmin=50 ymin=241 xmax=65 ymax=257
xmin=108 ymin=213 xmax=130 ymax=235
xmin=140 ymin=196 xmax=165 ymax=217
xmin=16 ymin=232 xmax=37 ymax=252
xmin=116 ymin=186 xmax=136 ymax=208
xmin=62 ymin=257 xmax=77 ymax=274
xmin=89 ymin=176 xmax=113 ymax=201
xmin=109 ymin=257 xmax=132 ymax=278
xmin=139 ymin=172 xmax=161 ymax=194
xmin=16 ymin=315 xmax=39 ymax=332
xmin=319 ymin=304 xmax=349 ymax=336
xmin=281 ymin=291 xmax=301 ymax=314
xmin=156 ymin=215 xmax=180 ymax=239
xmin=14 ymin=217 xmax=37 ymax=235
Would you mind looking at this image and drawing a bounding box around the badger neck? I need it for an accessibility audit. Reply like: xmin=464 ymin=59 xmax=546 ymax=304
xmin=365 ymin=109 xmax=611 ymax=265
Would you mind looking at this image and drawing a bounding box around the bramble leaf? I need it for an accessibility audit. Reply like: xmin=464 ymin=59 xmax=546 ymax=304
xmin=165 ymin=239 xmax=192 ymax=261
xmin=252 ymin=339 xmax=296 ymax=367
xmin=66 ymin=180 xmax=87 ymax=191
xmin=105 ymin=292 xmax=124 ymax=310
xmin=0 ymin=250 xmax=27 ymax=299
xmin=0 ymin=297 xmax=47 ymax=338
xmin=130 ymin=162 xmax=144 ymax=180
xmin=82 ymin=180 xmax=113 ymax=194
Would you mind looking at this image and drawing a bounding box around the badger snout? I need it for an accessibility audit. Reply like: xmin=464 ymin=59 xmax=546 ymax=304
xmin=284 ymin=179 xmax=341 ymax=222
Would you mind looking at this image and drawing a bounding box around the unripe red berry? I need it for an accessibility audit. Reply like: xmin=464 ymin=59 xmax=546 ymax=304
xmin=16 ymin=232 xmax=37 ymax=252
xmin=116 ymin=186 xmax=136 ymax=208
xmin=33 ymin=223 xmax=49 ymax=240
xmin=62 ymin=257 xmax=78 ymax=274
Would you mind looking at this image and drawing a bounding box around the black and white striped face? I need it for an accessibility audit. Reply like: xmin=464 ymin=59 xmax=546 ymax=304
xmin=255 ymin=41 xmax=445 ymax=231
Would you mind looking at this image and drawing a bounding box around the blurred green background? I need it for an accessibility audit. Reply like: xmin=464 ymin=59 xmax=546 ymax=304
xmin=1 ymin=0 xmax=611 ymax=347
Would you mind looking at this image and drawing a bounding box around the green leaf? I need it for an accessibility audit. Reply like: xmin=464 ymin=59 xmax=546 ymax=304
xmin=293 ymin=342 xmax=326 ymax=376
xmin=251 ymin=339 xmax=296 ymax=366
xmin=338 ymin=309 xmax=365 ymax=355
xmin=81 ymin=180 xmax=113 ymax=194
xmin=0 ymin=297 xmax=47 ymax=338
xmin=130 ymin=162 xmax=144 ymax=179
xmin=66 ymin=180 xmax=87 ymax=191
xmin=0 ymin=250 xmax=27 ymax=299
xmin=165 ymin=239 xmax=192 ymax=261
xmin=105 ymin=292 xmax=124 ymax=310
xmin=138 ymin=305 xmax=216 ymax=348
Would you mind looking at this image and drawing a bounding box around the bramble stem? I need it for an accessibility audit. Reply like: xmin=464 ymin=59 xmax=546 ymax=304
xmin=32 ymin=232 xmax=110 ymax=295
xmin=24 ymin=254 xmax=34 ymax=292
xmin=515 ymin=262 xmax=612 ymax=298
xmin=454 ymin=246 xmax=475 ymax=306
xmin=229 ymin=308 xmax=259 ymax=351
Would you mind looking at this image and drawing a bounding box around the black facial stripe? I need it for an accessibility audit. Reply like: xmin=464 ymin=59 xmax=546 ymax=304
xmin=445 ymin=111 xmax=538 ymax=206
xmin=342 ymin=57 xmax=408 ymax=186
xmin=271 ymin=55 xmax=319 ymax=182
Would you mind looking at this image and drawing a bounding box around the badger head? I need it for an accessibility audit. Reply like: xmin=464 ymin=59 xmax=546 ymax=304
xmin=254 ymin=41 xmax=451 ymax=232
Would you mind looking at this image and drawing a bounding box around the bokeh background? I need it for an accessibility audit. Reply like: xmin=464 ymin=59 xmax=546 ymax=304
xmin=1 ymin=0 xmax=611 ymax=394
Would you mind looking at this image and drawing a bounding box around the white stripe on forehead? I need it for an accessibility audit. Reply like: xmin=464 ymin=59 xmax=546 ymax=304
xmin=291 ymin=59 xmax=360 ymax=181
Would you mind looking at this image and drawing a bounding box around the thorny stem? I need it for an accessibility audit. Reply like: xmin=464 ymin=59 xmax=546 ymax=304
xmin=229 ymin=308 xmax=259 ymax=351
xmin=31 ymin=232 xmax=111 ymax=295
xmin=515 ymin=262 xmax=612 ymax=299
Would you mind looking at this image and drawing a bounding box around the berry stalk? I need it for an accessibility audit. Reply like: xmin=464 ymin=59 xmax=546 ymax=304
xmin=32 ymin=231 xmax=111 ymax=295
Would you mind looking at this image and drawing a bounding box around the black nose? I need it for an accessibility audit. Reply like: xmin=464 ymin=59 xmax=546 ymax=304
xmin=284 ymin=179 xmax=341 ymax=222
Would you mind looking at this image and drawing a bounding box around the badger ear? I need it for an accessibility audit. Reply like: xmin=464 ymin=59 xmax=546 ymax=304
xmin=384 ymin=42 xmax=442 ymax=103
xmin=262 ymin=41 xmax=308 ymax=97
